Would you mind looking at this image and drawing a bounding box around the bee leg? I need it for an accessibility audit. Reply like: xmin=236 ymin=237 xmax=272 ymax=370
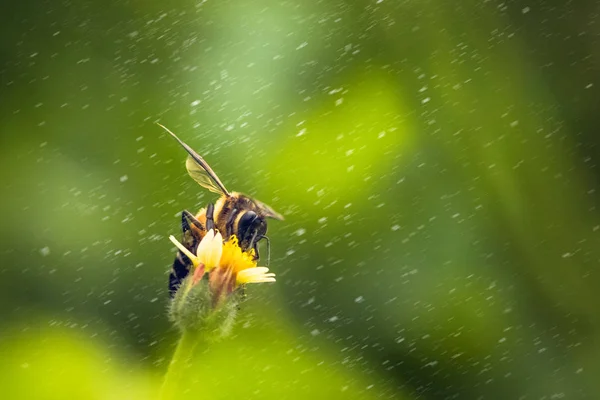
xmin=182 ymin=210 xmax=204 ymax=233
xmin=170 ymin=210 xmax=205 ymax=298
xmin=206 ymin=203 xmax=215 ymax=231
xmin=249 ymin=230 xmax=259 ymax=260
xmin=181 ymin=210 xmax=204 ymax=249
xmin=252 ymin=242 xmax=260 ymax=261
xmin=225 ymin=208 xmax=238 ymax=238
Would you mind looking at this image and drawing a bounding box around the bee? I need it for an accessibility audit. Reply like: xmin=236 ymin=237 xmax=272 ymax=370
xmin=159 ymin=124 xmax=284 ymax=297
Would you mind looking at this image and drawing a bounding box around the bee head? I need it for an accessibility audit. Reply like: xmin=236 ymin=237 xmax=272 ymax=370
xmin=236 ymin=210 xmax=267 ymax=251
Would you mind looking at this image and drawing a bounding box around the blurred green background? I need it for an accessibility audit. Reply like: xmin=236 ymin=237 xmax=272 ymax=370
xmin=2 ymin=0 xmax=600 ymax=398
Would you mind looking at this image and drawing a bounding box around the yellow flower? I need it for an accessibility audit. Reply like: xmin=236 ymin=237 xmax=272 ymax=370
xmin=169 ymin=230 xmax=275 ymax=306
xmin=209 ymin=235 xmax=276 ymax=305
xmin=219 ymin=236 xmax=276 ymax=286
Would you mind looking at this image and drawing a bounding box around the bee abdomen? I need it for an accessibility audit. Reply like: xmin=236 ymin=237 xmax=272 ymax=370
xmin=169 ymin=250 xmax=192 ymax=297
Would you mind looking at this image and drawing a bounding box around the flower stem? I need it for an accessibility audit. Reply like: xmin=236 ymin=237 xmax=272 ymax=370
xmin=159 ymin=330 xmax=199 ymax=400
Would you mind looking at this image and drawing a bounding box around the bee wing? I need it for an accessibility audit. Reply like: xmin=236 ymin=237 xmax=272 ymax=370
xmin=185 ymin=156 xmax=227 ymax=195
xmin=255 ymin=199 xmax=284 ymax=220
xmin=158 ymin=123 xmax=230 ymax=196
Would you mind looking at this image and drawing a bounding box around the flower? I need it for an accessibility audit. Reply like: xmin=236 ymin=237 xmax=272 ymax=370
xmin=208 ymin=235 xmax=276 ymax=305
xmin=169 ymin=229 xmax=275 ymax=309
xmin=219 ymin=235 xmax=276 ymax=285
